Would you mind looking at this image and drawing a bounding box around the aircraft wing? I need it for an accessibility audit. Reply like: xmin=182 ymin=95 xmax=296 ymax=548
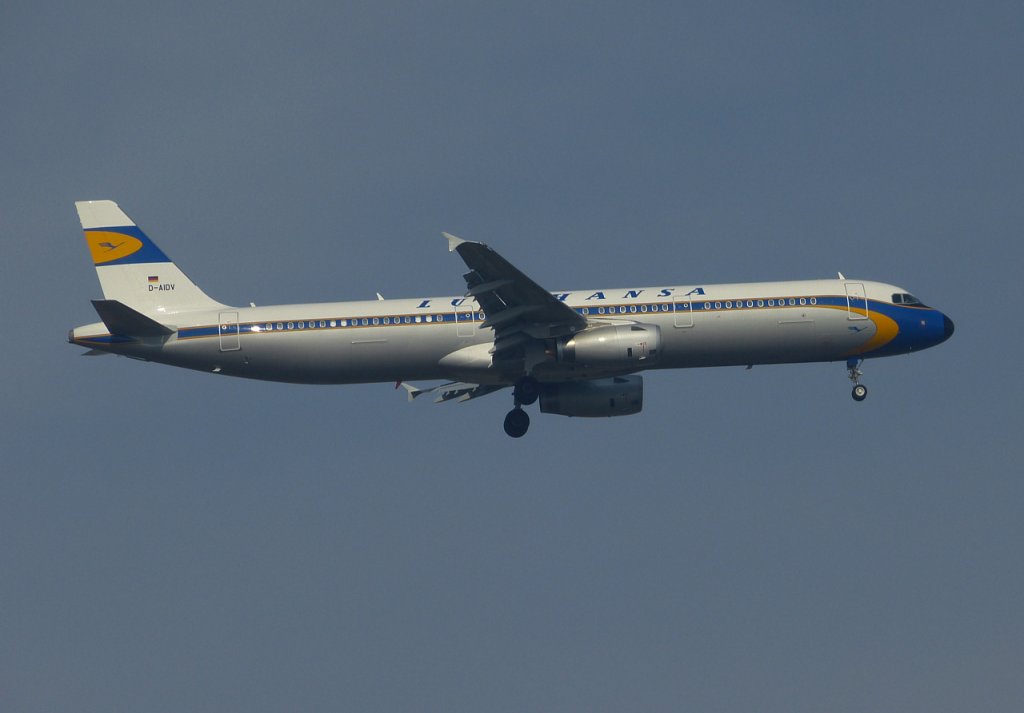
xmin=444 ymin=233 xmax=587 ymax=360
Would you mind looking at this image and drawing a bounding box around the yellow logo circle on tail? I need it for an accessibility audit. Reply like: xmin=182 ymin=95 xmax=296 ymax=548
xmin=85 ymin=231 xmax=144 ymax=265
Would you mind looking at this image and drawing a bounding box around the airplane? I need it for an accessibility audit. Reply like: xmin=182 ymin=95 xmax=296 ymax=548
xmin=68 ymin=200 xmax=954 ymax=437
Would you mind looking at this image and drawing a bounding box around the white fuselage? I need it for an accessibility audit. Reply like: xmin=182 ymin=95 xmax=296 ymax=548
xmin=71 ymin=277 xmax=949 ymax=385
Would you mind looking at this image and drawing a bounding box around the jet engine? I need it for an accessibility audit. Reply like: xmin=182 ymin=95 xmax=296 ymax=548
xmin=557 ymin=324 xmax=661 ymax=368
xmin=539 ymin=376 xmax=643 ymax=417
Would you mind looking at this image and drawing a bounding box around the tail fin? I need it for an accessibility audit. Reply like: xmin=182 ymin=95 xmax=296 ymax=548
xmin=76 ymin=200 xmax=225 ymax=315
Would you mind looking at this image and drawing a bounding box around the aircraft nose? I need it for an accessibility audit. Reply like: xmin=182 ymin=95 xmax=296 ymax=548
xmin=943 ymin=314 xmax=955 ymax=341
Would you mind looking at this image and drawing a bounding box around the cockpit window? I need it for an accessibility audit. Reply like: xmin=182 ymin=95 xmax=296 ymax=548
xmin=892 ymin=293 xmax=927 ymax=307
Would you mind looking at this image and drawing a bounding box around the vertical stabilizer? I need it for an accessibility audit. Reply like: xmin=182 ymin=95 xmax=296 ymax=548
xmin=76 ymin=200 xmax=225 ymax=315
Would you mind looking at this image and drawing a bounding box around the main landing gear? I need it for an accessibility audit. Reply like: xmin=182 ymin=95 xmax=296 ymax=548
xmin=504 ymin=407 xmax=530 ymax=438
xmin=847 ymin=358 xmax=867 ymax=401
xmin=503 ymin=377 xmax=540 ymax=438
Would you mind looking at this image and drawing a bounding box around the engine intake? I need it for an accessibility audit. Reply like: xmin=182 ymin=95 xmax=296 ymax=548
xmin=558 ymin=324 xmax=661 ymax=367
xmin=540 ymin=376 xmax=643 ymax=417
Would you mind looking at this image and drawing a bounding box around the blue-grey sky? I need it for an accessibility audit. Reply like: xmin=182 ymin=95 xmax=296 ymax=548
xmin=2 ymin=2 xmax=1022 ymax=711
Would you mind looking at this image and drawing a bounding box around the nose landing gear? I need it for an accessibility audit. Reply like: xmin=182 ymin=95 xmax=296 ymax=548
xmin=847 ymin=358 xmax=867 ymax=401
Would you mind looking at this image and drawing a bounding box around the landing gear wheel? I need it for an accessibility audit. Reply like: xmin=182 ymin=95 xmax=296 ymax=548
xmin=513 ymin=377 xmax=540 ymax=406
xmin=846 ymin=358 xmax=867 ymax=402
xmin=503 ymin=407 xmax=530 ymax=438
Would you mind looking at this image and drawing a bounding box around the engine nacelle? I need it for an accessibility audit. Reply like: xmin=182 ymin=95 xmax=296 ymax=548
xmin=558 ymin=324 xmax=661 ymax=367
xmin=539 ymin=376 xmax=644 ymax=417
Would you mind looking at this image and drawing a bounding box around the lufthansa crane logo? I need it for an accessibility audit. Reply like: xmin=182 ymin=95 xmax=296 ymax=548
xmin=85 ymin=231 xmax=145 ymax=265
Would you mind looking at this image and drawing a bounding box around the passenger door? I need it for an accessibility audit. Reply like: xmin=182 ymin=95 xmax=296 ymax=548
xmin=218 ymin=311 xmax=241 ymax=351
xmin=844 ymin=283 xmax=869 ymax=321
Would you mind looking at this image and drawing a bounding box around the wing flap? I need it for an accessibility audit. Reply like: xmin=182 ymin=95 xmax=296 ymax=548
xmin=467 ymin=278 xmax=514 ymax=296
xmin=402 ymin=381 xmax=507 ymax=404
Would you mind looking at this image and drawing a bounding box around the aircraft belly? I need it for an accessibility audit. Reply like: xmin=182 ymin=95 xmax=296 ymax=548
xmin=658 ymin=308 xmax=873 ymax=367
xmin=155 ymin=327 xmax=465 ymax=384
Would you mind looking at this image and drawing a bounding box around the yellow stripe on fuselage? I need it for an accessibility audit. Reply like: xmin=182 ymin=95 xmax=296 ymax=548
xmin=825 ymin=306 xmax=900 ymax=355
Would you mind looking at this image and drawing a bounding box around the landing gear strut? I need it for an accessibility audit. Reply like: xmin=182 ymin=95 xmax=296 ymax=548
xmin=847 ymin=358 xmax=867 ymax=401
xmin=513 ymin=376 xmax=539 ymax=406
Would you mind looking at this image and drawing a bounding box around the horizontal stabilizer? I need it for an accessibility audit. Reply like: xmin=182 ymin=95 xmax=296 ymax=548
xmin=91 ymin=299 xmax=174 ymax=337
